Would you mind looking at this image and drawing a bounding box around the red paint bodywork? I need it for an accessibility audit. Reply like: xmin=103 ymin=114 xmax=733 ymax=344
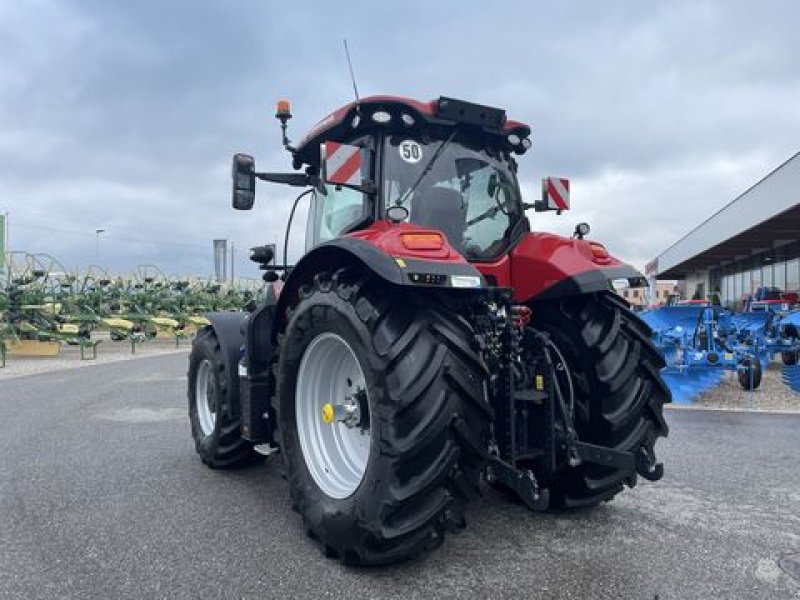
xmin=344 ymin=223 xmax=630 ymax=302
xmin=346 ymin=220 xmax=469 ymax=264
xmin=474 ymin=232 xmax=629 ymax=302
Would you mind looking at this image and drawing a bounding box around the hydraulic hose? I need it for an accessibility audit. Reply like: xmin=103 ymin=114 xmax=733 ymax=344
xmin=283 ymin=188 xmax=314 ymax=268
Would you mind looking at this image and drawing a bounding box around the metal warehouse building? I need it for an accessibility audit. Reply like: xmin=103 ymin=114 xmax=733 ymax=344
xmin=646 ymin=151 xmax=800 ymax=306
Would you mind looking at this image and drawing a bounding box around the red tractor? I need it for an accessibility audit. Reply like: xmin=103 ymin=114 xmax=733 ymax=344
xmin=188 ymin=96 xmax=670 ymax=565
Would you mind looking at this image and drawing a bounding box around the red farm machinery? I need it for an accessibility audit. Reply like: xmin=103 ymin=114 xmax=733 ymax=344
xmin=187 ymin=95 xmax=670 ymax=565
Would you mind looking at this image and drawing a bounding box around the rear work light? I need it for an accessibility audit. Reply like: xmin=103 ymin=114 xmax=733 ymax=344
xmin=401 ymin=233 xmax=444 ymax=250
xmin=589 ymin=242 xmax=610 ymax=261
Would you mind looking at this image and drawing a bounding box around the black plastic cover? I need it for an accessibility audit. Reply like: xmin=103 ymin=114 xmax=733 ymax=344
xmin=435 ymin=97 xmax=506 ymax=131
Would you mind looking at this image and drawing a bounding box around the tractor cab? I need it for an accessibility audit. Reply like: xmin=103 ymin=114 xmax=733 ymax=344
xmin=233 ymin=95 xmax=643 ymax=299
xmin=298 ymin=96 xmax=537 ymax=260
xmin=233 ymin=96 xmax=569 ymax=261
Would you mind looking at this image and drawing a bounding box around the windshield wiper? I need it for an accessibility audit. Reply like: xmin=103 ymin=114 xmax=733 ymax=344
xmin=396 ymin=129 xmax=458 ymax=206
xmin=466 ymin=204 xmax=501 ymax=227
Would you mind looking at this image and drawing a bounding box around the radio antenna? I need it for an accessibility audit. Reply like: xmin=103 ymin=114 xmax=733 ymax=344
xmin=343 ymin=39 xmax=360 ymax=106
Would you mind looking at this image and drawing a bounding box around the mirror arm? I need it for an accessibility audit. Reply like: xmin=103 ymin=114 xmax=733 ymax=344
xmin=255 ymin=172 xmax=311 ymax=187
xmin=329 ymin=180 xmax=376 ymax=195
xmin=525 ymin=201 xmax=562 ymax=215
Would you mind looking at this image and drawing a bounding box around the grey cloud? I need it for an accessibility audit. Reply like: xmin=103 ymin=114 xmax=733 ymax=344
xmin=1 ymin=0 xmax=798 ymax=277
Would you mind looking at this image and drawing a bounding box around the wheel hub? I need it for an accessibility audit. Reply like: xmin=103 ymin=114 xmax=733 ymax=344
xmin=296 ymin=332 xmax=371 ymax=499
xmin=195 ymin=358 xmax=217 ymax=436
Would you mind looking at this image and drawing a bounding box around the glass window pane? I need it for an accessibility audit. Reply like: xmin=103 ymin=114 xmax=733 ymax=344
xmin=384 ymin=136 xmax=521 ymax=259
xmin=762 ymin=263 xmax=773 ymax=287
xmin=317 ymin=185 xmax=367 ymax=243
xmin=774 ymin=261 xmax=786 ymax=290
xmin=751 ymin=267 xmax=761 ymax=290
xmin=787 ymin=259 xmax=799 ymax=290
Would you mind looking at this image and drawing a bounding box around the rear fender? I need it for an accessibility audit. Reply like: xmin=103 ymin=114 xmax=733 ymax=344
xmin=510 ymin=232 xmax=645 ymax=303
xmin=203 ymin=312 xmax=248 ymax=419
xmin=272 ymin=230 xmax=485 ymax=344
xmin=240 ymin=305 xmax=277 ymax=443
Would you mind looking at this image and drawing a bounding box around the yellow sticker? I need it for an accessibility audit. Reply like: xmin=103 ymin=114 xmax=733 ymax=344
xmin=395 ymin=257 xmax=407 ymax=268
xmin=535 ymin=375 xmax=544 ymax=390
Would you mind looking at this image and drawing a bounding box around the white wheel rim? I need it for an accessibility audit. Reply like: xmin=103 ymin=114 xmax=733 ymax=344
xmin=296 ymin=332 xmax=371 ymax=499
xmin=195 ymin=359 xmax=216 ymax=436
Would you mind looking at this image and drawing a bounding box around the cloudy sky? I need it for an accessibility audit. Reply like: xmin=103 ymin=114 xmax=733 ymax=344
xmin=1 ymin=0 xmax=798 ymax=279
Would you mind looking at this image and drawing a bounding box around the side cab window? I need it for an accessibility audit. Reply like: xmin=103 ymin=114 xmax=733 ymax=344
xmin=305 ymin=136 xmax=374 ymax=252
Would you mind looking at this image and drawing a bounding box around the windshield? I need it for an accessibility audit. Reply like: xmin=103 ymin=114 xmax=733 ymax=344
xmin=383 ymin=135 xmax=522 ymax=260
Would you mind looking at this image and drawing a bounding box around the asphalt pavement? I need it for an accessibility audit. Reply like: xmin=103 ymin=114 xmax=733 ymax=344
xmin=1 ymin=353 xmax=799 ymax=599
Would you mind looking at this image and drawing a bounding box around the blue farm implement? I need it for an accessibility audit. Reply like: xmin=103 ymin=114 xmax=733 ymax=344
xmin=640 ymin=304 xmax=764 ymax=402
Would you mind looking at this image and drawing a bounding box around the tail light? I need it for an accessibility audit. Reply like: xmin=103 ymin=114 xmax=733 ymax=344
xmin=401 ymin=233 xmax=444 ymax=251
xmin=589 ymin=242 xmax=610 ymax=261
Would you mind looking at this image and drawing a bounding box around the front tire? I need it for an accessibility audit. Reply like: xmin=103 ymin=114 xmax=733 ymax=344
xmin=530 ymin=291 xmax=671 ymax=508
xmin=188 ymin=327 xmax=257 ymax=468
xmin=276 ymin=273 xmax=489 ymax=565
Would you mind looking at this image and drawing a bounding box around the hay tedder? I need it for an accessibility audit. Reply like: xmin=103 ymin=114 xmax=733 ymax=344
xmin=0 ymin=253 xmax=102 ymax=360
xmin=187 ymin=95 xmax=671 ymax=565
xmin=0 ymin=255 xmax=249 ymax=364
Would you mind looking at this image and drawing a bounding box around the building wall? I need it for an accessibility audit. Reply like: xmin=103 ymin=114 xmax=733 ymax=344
xmin=713 ymin=240 xmax=800 ymax=307
xmin=619 ymin=281 xmax=678 ymax=307
xmin=683 ymin=271 xmax=711 ymax=301
xmin=655 ymin=153 xmax=800 ymax=275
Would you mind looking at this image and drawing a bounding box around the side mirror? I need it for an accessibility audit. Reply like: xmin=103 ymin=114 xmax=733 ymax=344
xmin=232 ymin=153 xmax=256 ymax=210
xmin=534 ymin=177 xmax=570 ymax=214
xmin=320 ymin=141 xmax=373 ymax=193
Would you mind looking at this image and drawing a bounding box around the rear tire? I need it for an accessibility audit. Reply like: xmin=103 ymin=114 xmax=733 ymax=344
xmin=530 ymin=291 xmax=670 ymax=508
xmin=188 ymin=327 xmax=258 ymax=468
xmin=276 ymin=272 xmax=489 ymax=565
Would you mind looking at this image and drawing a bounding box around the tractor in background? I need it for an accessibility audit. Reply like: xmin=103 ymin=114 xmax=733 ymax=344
xmin=187 ymin=95 xmax=670 ymax=565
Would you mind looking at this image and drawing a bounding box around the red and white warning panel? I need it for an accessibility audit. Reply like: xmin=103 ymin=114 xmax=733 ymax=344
xmin=324 ymin=141 xmax=363 ymax=186
xmin=542 ymin=177 xmax=570 ymax=211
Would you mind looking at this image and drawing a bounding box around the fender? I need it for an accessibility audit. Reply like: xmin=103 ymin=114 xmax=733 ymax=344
xmin=204 ymin=312 xmax=248 ymax=418
xmin=507 ymin=232 xmax=646 ymax=303
xmin=240 ymin=304 xmax=277 ymax=443
xmin=272 ymin=221 xmax=485 ymax=343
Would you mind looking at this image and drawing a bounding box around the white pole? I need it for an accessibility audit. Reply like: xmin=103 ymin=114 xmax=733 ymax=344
xmin=2 ymin=211 xmax=8 ymax=276
xmin=230 ymin=243 xmax=235 ymax=284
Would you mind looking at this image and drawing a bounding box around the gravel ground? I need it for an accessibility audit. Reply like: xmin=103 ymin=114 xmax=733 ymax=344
xmin=687 ymin=362 xmax=800 ymax=412
xmin=0 ymin=334 xmax=190 ymax=380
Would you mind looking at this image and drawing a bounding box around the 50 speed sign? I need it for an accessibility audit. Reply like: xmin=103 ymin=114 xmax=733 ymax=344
xmin=398 ymin=140 xmax=422 ymax=163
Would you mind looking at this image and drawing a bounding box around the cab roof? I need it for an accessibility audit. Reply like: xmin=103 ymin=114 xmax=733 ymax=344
xmin=292 ymin=95 xmax=532 ymax=168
